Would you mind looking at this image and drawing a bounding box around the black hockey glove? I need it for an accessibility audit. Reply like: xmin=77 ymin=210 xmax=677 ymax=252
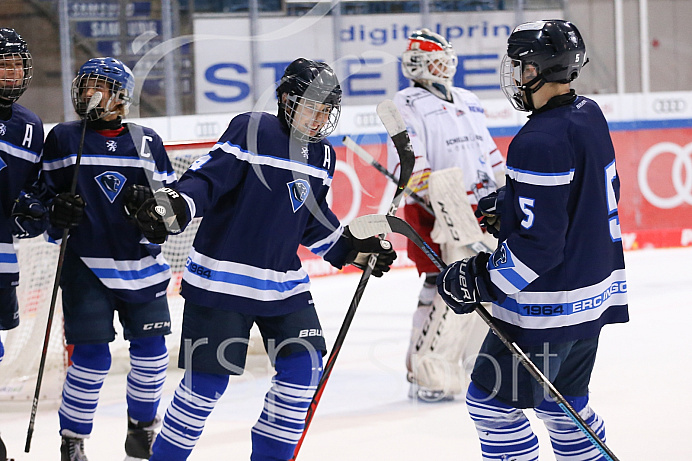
xmin=11 ymin=191 xmax=49 ymax=238
xmin=134 ymin=187 xmax=188 ymax=244
xmin=122 ymin=184 xmax=154 ymax=222
xmin=436 ymin=252 xmax=490 ymax=314
xmin=342 ymin=226 xmax=397 ymax=278
xmin=474 ymin=186 xmax=505 ymax=238
xmin=49 ymin=192 xmax=86 ymax=229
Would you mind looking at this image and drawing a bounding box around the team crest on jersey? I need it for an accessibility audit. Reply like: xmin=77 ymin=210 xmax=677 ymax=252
xmin=106 ymin=140 xmax=118 ymax=152
xmin=0 ymin=123 xmax=6 ymax=136
xmin=94 ymin=171 xmax=127 ymax=203
xmin=287 ymin=179 xmax=310 ymax=212
xmin=491 ymin=243 xmax=509 ymax=268
xmin=0 ymin=156 xmax=6 ymax=172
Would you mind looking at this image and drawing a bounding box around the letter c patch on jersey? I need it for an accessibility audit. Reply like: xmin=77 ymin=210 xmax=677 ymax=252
xmin=95 ymin=171 xmax=127 ymax=203
xmin=287 ymin=178 xmax=310 ymax=213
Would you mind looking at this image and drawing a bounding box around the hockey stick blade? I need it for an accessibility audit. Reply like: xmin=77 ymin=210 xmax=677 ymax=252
xmin=347 ymin=213 xmax=620 ymax=461
xmin=376 ymin=100 xmax=415 ymax=211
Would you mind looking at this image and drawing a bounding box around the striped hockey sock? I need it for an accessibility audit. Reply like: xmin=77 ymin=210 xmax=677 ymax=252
xmin=535 ymin=396 xmax=607 ymax=460
xmin=59 ymin=343 xmax=111 ymax=436
xmin=466 ymin=382 xmax=540 ymax=461
xmin=149 ymin=371 xmax=229 ymax=461
xmin=251 ymin=351 xmax=322 ymax=461
xmin=126 ymin=336 xmax=169 ymax=422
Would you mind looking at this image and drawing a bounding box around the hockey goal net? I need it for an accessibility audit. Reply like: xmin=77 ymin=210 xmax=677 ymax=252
xmin=0 ymin=140 xmax=223 ymax=402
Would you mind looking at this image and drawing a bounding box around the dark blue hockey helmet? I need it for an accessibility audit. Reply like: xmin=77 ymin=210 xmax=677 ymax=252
xmin=501 ymin=20 xmax=587 ymax=111
xmin=71 ymin=57 xmax=135 ymax=120
xmin=276 ymin=58 xmax=342 ymax=143
xmin=0 ymin=28 xmax=32 ymax=106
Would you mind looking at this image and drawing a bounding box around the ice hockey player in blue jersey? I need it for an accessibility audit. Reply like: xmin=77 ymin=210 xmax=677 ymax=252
xmin=436 ymin=20 xmax=629 ymax=460
xmin=0 ymin=27 xmax=43 ymax=460
xmin=133 ymin=57 xmax=397 ymax=461
xmin=40 ymin=57 xmax=176 ymax=461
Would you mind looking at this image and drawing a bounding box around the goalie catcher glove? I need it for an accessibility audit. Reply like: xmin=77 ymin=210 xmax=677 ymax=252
xmin=474 ymin=186 xmax=505 ymax=238
xmin=436 ymin=252 xmax=490 ymax=314
xmin=342 ymin=225 xmax=397 ymax=277
xmin=122 ymin=184 xmax=154 ymax=222
xmin=134 ymin=187 xmax=188 ymax=244
xmin=11 ymin=191 xmax=49 ymax=238
xmin=49 ymin=192 xmax=86 ymax=229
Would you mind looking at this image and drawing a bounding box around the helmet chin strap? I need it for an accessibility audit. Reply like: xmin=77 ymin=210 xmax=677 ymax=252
xmin=519 ymin=73 xmax=547 ymax=111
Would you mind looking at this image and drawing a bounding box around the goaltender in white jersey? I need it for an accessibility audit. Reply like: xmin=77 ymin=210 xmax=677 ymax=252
xmin=387 ymin=28 xmax=504 ymax=401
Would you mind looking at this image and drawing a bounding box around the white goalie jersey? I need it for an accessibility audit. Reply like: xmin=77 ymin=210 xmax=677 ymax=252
xmin=386 ymin=86 xmax=505 ymax=206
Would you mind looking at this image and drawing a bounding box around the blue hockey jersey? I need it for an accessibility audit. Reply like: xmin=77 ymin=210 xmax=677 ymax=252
xmin=0 ymin=104 xmax=43 ymax=287
xmin=177 ymin=112 xmax=352 ymax=315
xmin=485 ymin=95 xmax=629 ymax=345
xmin=42 ymin=122 xmax=177 ymax=302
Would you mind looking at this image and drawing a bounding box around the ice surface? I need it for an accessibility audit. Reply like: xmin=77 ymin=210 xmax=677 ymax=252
xmin=2 ymin=247 xmax=690 ymax=460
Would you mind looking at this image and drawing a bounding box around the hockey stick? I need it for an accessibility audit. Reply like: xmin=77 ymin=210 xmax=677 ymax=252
xmin=25 ymin=92 xmax=102 ymax=453
xmin=291 ymin=101 xmax=415 ymax=460
xmin=342 ymin=135 xmax=434 ymax=216
xmin=348 ymin=214 xmax=621 ymax=461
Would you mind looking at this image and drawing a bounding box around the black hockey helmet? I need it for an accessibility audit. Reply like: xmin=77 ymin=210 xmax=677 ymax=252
xmin=501 ymin=20 xmax=586 ymax=111
xmin=0 ymin=28 xmax=32 ymax=106
xmin=276 ymin=58 xmax=342 ymax=143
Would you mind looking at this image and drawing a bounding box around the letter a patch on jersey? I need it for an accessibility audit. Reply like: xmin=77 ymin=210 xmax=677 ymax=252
xmin=95 ymin=171 xmax=127 ymax=203
xmin=287 ymin=179 xmax=310 ymax=213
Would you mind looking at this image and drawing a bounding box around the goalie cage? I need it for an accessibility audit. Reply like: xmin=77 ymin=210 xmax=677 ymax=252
xmin=0 ymin=140 xmax=272 ymax=404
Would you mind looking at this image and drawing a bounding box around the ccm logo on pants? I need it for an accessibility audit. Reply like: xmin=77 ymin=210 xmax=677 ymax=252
xmin=143 ymin=321 xmax=171 ymax=331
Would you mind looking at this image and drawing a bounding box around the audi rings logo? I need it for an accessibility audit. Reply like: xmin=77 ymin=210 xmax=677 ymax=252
xmin=638 ymin=142 xmax=692 ymax=208
xmin=653 ymin=99 xmax=687 ymax=114
xmin=354 ymin=112 xmax=379 ymax=128
xmin=195 ymin=121 xmax=220 ymax=138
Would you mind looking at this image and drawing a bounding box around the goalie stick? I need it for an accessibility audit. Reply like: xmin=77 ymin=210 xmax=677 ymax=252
xmin=348 ymin=214 xmax=621 ymax=461
xmin=25 ymin=93 xmax=103 ymax=453
xmin=291 ymin=100 xmax=415 ymax=460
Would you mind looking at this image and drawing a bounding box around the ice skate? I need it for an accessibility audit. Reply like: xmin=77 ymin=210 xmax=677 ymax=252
xmin=124 ymin=414 xmax=162 ymax=460
xmin=408 ymin=381 xmax=454 ymax=403
xmin=60 ymin=430 xmax=89 ymax=461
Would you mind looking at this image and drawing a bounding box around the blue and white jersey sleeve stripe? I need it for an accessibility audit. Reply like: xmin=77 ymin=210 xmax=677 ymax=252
xmin=80 ymin=253 xmax=171 ymax=292
xmin=506 ymin=165 xmax=574 ymax=186
xmin=0 ymin=243 xmax=19 ymax=275
xmin=487 ymin=242 xmax=539 ymax=295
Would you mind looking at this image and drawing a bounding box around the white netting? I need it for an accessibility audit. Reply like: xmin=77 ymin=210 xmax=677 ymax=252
xmin=0 ymin=140 xmax=269 ymax=402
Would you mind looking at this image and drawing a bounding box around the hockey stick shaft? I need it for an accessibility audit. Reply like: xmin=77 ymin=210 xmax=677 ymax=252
xmin=342 ymin=135 xmax=435 ymax=216
xmin=348 ymin=214 xmax=620 ymax=461
xmin=25 ymin=93 xmax=102 ymax=453
xmin=291 ymin=101 xmax=415 ymax=460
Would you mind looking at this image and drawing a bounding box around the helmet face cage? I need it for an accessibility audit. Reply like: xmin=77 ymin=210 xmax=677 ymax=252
xmin=284 ymin=92 xmax=340 ymax=143
xmin=0 ymin=51 xmax=32 ymax=105
xmin=500 ymin=54 xmax=530 ymax=111
xmin=401 ymin=29 xmax=457 ymax=85
xmin=71 ymin=57 xmax=134 ymax=120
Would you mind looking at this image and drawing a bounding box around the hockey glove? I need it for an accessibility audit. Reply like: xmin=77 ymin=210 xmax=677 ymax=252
xmin=474 ymin=186 xmax=505 ymax=238
xmin=436 ymin=252 xmax=490 ymax=314
xmin=343 ymin=226 xmax=397 ymax=278
xmin=49 ymin=192 xmax=86 ymax=229
xmin=11 ymin=191 xmax=49 ymax=238
xmin=122 ymin=184 xmax=154 ymax=222
xmin=134 ymin=187 xmax=189 ymax=244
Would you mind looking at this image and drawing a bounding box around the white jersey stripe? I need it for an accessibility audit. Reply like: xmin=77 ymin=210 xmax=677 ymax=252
xmin=507 ymin=165 xmax=575 ymax=186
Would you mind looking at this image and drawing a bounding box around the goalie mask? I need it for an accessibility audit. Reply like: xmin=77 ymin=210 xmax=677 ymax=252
xmin=276 ymin=58 xmax=341 ymax=143
xmin=0 ymin=28 xmax=33 ymax=107
xmin=71 ymin=57 xmax=135 ymax=121
xmin=501 ymin=20 xmax=587 ymax=111
xmin=401 ymin=28 xmax=458 ymax=101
